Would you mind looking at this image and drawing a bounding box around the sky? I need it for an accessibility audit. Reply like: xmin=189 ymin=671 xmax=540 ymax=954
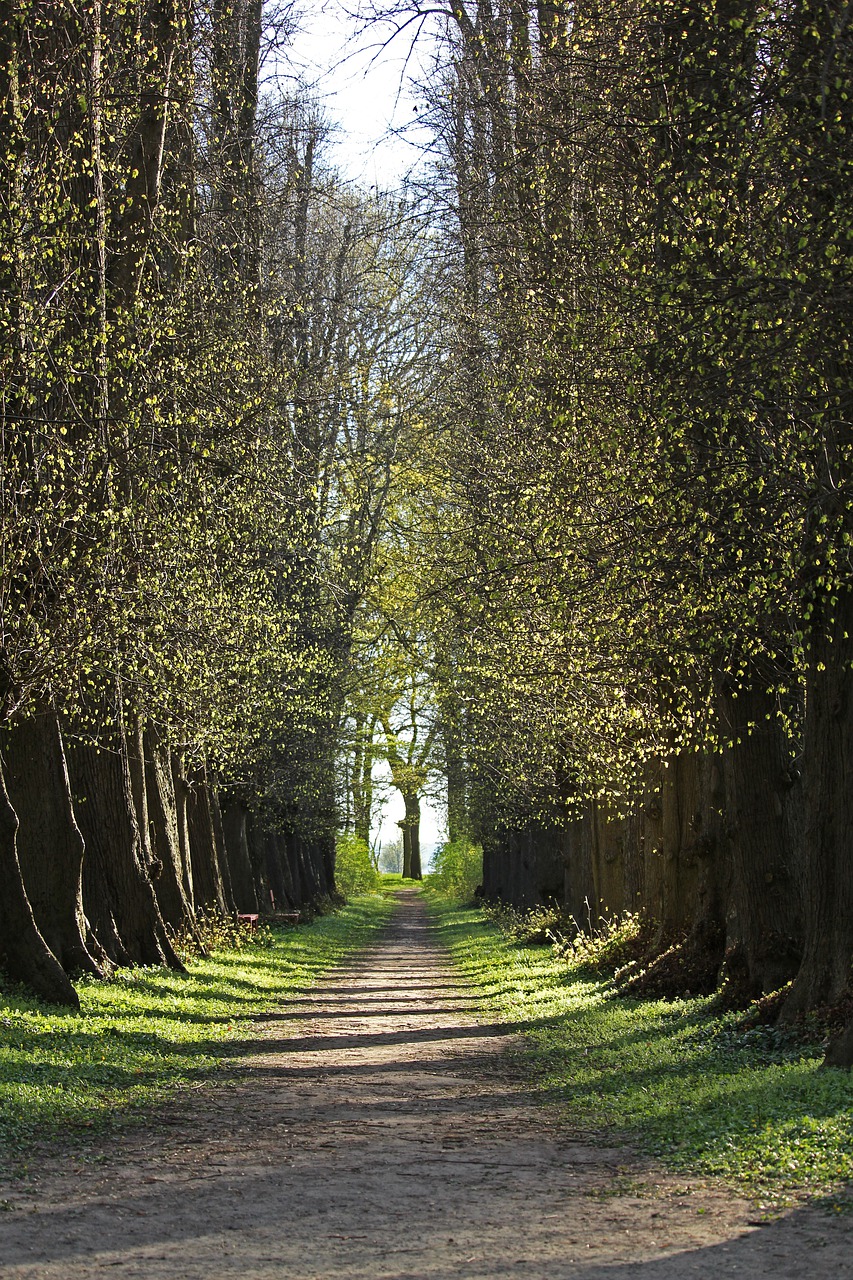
xmin=280 ymin=3 xmax=446 ymax=860
xmin=277 ymin=0 xmax=440 ymax=189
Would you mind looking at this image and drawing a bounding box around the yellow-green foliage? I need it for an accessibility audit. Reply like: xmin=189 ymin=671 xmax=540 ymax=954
xmin=335 ymin=832 xmax=381 ymax=897
xmin=428 ymin=839 xmax=483 ymax=900
xmin=170 ymin=906 xmax=274 ymax=961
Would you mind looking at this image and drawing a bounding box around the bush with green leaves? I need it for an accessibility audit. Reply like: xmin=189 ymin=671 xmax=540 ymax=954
xmin=428 ymin=839 xmax=483 ymax=901
xmin=335 ymin=832 xmax=381 ymax=897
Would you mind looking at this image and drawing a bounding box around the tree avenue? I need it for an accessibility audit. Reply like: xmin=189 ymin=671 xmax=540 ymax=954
xmin=2 ymin=0 xmax=853 ymax=1057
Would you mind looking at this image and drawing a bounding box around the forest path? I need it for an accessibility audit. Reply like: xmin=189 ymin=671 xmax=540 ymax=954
xmin=0 ymin=889 xmax=849 ymax=1278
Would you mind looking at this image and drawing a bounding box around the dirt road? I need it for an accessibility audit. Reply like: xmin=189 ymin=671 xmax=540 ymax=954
xmin=0 ymin=890 xmax=850 ymax=1278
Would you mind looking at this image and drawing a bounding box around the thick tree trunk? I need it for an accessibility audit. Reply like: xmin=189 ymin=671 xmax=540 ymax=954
xmin=588 ymin=800 xmax=630 ymax=922
xmin=143 ymin=728 xmax=199 ymax=938
xmin=186 ymin=767 xmax=231 ymax=913
xmin=278 ymin=831 xmax=299 ymax=908
xmin=221 ymin=796 xmax=259 ymax=913
xmin=644 ymin=753 xmax=706 ymax=943
xmin=321 ymin=833 xmax=336 ymax=898
xmin=783 ymin=587 xmax=853 ymax=1019
xmin=264 ymin=831 xmax=296 ymax=910
xmin=642 ymin=752 xmax=727 ymax=990
xmin=400 ymin=818 xmax=412 ymax=880
xmin=246 ymin=812 xmax=272 ymax=912
xmin=292 ymin=832 xmax=321 ymax=902
xmin=0 ymin=752 xmax=80 ymax=1006
xmin=403 ymin=792 xmax=422 ymax=880
xmin=2 ymin=711 xmax=103 ymax=976
xmin=70 ymin=732 xmax=183 ymax=970
xmin=209 ymin=785 xmax=236 ymax=911
xmin=719 ymin=682 xmax=801 ymax=995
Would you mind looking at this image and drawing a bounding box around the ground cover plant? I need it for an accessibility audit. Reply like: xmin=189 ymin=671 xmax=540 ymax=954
xmin=0 ymin=896 xmax=393 ymax=1172
xmin=426 ymin=896 xmax=853 ymax=1207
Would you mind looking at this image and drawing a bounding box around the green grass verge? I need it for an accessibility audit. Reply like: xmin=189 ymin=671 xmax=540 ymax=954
xmin=426 ymin=895 xmax=853 ymax=1206
xmin=0 ymin=894 xmax=393 ymax=1169
xmin=379 ymin=874 xmax=419 ymax=889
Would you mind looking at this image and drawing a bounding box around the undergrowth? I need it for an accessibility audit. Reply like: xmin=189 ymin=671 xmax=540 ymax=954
xmin=426 ymin=839 xmax=483 ymax=901
xmin=427 ymin=895 xmax=853 ymax=1206
xmin=170 ymin=905 xmax=276 ymax=960
xmin=0 ymin=894 xmax=392 ymax=1170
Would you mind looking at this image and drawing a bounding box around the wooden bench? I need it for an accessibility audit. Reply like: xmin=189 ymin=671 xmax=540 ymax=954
xmin=268 ymin=911 xmax=300 ymax=926
xmin=236 ymin=910 xmax=300 ymax=928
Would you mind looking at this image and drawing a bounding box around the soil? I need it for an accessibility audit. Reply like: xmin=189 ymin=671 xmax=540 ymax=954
xmin=0 ymin=889 xmax=851 ymax=1278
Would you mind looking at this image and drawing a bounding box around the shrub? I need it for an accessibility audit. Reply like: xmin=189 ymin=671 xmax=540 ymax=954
xmin=429 ymin=838 xmax=483 ymax=900
xmin=481 ymin=900 xmax=567 ymax=944
xmin=170 ymin=906 xmax=273 ymax=960
xmin=554 ymin=910 xmax=650 ymax=973
xmin=335 ymin=832 xmax=381 ymax=897
xmin=481 ymin=900 xmax=650 ymax=974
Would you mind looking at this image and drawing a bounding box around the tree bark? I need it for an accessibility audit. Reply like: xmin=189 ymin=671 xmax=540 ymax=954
xmin=0 ymin=750 xmax=80 ymax=1006
xmin=1 ymin=711 xmax=104 ymax=976
xmin=719 ymin=683 xmax=801 ymax=995
xmin=246 ymin=812 xmax=272 ymax=912
xmin=69 ymin=731 xmax=183 ymax=970
xmin=264 ymin=831 xmax=296 ymax=910
xmin=186 ymin=767 xmax=231 ymax=913
xmin=783 ymin=586 xmax=853 ymax=1018
xmin=220 ymin=796 xmax=259 ymax=913
xmin=402 ymin=792 xmax=422 ymax=880
xmin=171 ymin=752 xmax=196 ymax=909
xmin=143 ymin=727 xmax=200 ymax=939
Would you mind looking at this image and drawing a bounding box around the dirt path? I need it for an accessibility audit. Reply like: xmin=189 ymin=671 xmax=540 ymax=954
xmin=0 ymin=890 xmax=850 ymax=1278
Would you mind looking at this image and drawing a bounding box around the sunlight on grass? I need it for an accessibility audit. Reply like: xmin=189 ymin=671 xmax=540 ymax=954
xmin=0 ymin=895 xmax=392 ymax=1164
xmin=427 ymin=898 xmax=853 ymax=1201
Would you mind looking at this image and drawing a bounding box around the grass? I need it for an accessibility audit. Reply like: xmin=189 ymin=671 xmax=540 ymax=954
xmin=426 ymin=895 xmax=853 ymax=1207
xmin=0 ymin=894 xmax=393 ymax=1171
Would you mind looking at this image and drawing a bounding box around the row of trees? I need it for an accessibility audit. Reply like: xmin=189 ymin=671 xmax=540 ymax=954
xmin=0 ymin=0 xmax=430 ymax=1004
xmin=5 ymin=0 xmax=850 ymax=1033
xmin=389 ymin=0 xmax=853 ymax=1022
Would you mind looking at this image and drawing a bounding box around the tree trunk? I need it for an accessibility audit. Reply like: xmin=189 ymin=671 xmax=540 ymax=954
xmin=2 ymin=711 xmax=104 ymax=976
xmin=220 ymin=796 xmax=259 ymax=913
xmin=783 ymin=586 xmax=853 ymax=1019
xmin=293 ymin=832 xmax=321 ymax=902
xmin=644 ymin=753 xmax=704 ymax=944
xmin=402 ymin=792 xmax=422 ymax=880
xmin=0 ymin=750 xmax=80 ymax=1006
xmin=246 ymin=812 xmax=272 ymax=912
xmin=186 ymin=767 xmax=230 ymax=913
xmin=171 ymin=752 xmax=196 ymax=908
xmin=399 ymin=819 xmax=412 ymax=880
xmin=264 ymin=831 xmax=296 ymax=910
xmin=719 ymin=682 xmax=801 ymax=995
xmin=70 ymin=731 xmax=183 ymax=970
xmin=564 ymin=808 xmax=596 ymax=927
xmin=209 ymin=785 xmax=236 ymax=912
xmin=143 ymin=727 xmax=199 ymax=938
